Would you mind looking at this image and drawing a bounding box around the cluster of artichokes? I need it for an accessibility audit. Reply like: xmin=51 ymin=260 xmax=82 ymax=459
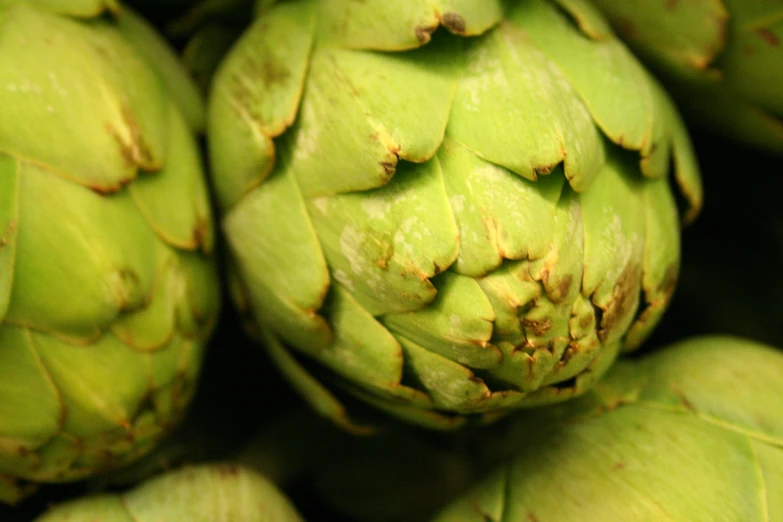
xmin=1 ymin=0 xmax=782 ymax=520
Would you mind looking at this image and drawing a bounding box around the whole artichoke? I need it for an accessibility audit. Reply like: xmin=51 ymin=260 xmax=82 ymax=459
xmin=590 ymin=0 xmax=783 ymax=154
xmin=0 ymin=0 xmax=219 ymax=504
xmin=34 ymin=465 xmax=303 ymax=522
xmin=210 ymin=0 xmax=702 ymax=430
xmin=433 ymin=336 xmax=783 ymax=521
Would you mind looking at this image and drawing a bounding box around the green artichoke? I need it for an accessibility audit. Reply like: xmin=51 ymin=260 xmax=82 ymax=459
xmin=590 ymin=0 xmax=783 ymax=154
xmin=209 ymin=0 xmax=703 ymax=430
xmin=0 ymin=0 xmax=219 ymax=504
xmin=433 ymin=336 xmax=783 ymax=521
xmin=34 ymin=464 xmax=303 ymax=522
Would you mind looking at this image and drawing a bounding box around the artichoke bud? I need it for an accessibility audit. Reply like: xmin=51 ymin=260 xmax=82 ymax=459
xmin=0 ymin=1 xmax=219 ymax=504
xmin=33 ymin=464 xmax=303 ymax=522
xmin=210 ymin=0 xmax=703 ymax=429
xmin=590 ymin=0 xmax=783 ymax=154
xmin=433 ymin=337 xmax=783 ymax=521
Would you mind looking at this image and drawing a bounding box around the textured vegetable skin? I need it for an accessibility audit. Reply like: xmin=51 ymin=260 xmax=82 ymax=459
xmin=434 ymin=336 xmax=783 ymax=521
xmin=209 ymin=0 xmax=703 ymax=430
xmin=0 ymin=0 xmax=219 ymax=504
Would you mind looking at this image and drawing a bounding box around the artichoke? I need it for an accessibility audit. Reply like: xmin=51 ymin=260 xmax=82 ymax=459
xmin=433 ymin=336 xmax=783 ymax=521
xmin=34 ymin=465 xmax=303 ymax=522
xmin=0 ymin=0 xmax=219 ymax=504
xmin=589 ymin=0 xmax=783 ymax=154
xmin=210 ymin=0 xmax=703 ymax=430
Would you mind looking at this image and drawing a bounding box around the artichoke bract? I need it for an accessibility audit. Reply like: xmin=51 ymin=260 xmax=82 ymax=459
xmin=0 ymin=0 xmax=219 ymax=504
xmin=590 ymin=0 xmax=783 ymax=154
xmin=34 ymin=465 xmax=303 ymax=522
xmin=210 ymin=0 xmax=703 ymax=430
xmin=433 ymin=336 xmax=783 ymax=521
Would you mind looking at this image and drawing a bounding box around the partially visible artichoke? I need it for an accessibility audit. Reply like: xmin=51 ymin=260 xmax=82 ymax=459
xmin=34 ymin=465 xmax=303 ymax=522
xmin=590 ymin=0 xmax=783 ymax=154
xmin=209 ymin=0 xmax=702 ymax=430
xmin=0 ymin=0 xmax=219 ymax=504
xmin=433 ymin=336 xmax=783 ymax=521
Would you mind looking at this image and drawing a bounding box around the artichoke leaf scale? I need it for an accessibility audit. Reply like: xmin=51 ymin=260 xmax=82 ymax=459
xmin=447 ymin=22 xmax=604 ymax=191
xmin=207 ymin=0 xmax=315 ymax=210
xmin=128 ymin=103 xmax=214 ymax=253
xmin=223 ymin=159 xmax=332 ymax=351
xmin=666 ymin=100 xmax=703 ymax=221
xmin=0 ymin=327 xmax=61 ymax=455
xmin=4 ymin=162 xmax=159 ymax=343
xmin=0 ymin=154 xmax=18 ymax=321
xmin=22 ymin=0 xmax=119 ymax=17
xmin=624 ymin=177 xmax=680 ymax=350
xmin=594 ymin=0 xmax=728 ymax=75
xmin=110 ymin=249 xmax=178 ymax=352
xmin=753 ymin=439 xmax=783 ymax=520
xmin=438 ymin=138 xmax=565 ymax=278
xmin=579 ymin=150 xmax=646 ymax=346
xmin=0 ymin=4 xmax=171 ymax=191
xmin=0 ymin=4 xmax=136 ymax=192
xmin=508 ymin=0 xmax=673 ymax=181
xmin=719 ymin=15 xmax=783 ymax=116
xmin=381 ymin=272 xmax=501 ymax=370
xmin=550 ymin=0 xmax=613 ymax=40
xmin=587 ymin=0 xmax=728 ymax=76
xmin=174 ymin=251 xmax=222 ymax=339
xmin=306 ymin=157 xmax=459 ymax=316
xmin=315 ymin=0 xmax=503 ymax=50
xmin=115 ymin=6 xmax=205 ymax=133
xmin=289 ymin=37 xmax=459 ymax=198
xmin=31 ymin=331 xmax=153 ymax=441
xmin=287 ymin=49 xmax=403 ymax=199
xmin=500 ymin=408 xmax=762 ymax=522
xmin=314 ymin=285 xmax=405 ymax=392
xmin=476 ymin=262 xmax=542 ymax=348
xmin=397 ymin=336 xmax=521 ymax=414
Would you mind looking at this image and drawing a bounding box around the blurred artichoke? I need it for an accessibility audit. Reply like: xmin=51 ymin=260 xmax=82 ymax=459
xmin=590 ymin=0 xmax=783 ymax=154
xmin=434 ymin=336 xmax=783 ymax=521
xmin=34 ymin=465 xmax=303 ymax=522
xmin=209 ymin=0 xmax=702 ymax=430
xmin=0 ymin=0 xmax=219 ymax=504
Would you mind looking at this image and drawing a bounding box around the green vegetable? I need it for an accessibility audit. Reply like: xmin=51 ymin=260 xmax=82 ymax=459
xmin=209 ymin=0 xmax=702 ymax=430
xmin=590 ymin=0 xmax=783 ymax=154
xmin=0 ymin=0 xmax=219 ymax=504
xmin=34 ymin=464 xmax=303 ymax=522
xmin=433 ymin=336 xmax=783 ymax=521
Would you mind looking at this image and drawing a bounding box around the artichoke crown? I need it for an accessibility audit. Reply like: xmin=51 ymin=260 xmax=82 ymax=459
xmin=210 ymin=0 xmax=703 ymax=429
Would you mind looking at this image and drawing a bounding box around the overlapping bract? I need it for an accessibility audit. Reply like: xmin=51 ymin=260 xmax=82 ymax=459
xmin=0 ymin=0 xmax=219 ymax=504
xmin=433 ymin=336 xmax=783 ymax=521
xmin=210 ymin=0 xmax=702 ymax=430
xmin=591 ymin=0 xmax=783 ymax=154
xmin=34 ymin=465 xmax=303 ymax=522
